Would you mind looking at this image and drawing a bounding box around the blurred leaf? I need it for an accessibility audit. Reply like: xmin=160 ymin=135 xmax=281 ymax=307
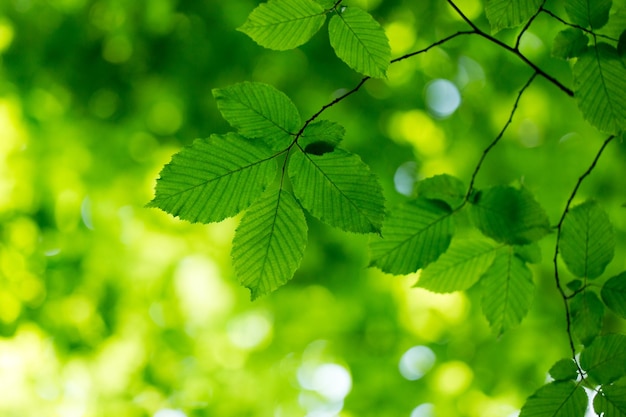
xmin=573 ymin=43 xmax=626 ymax=134
xmin=370 ymin=198 xmax=453 ymax=274
xmin=570 ymin=291 xmax=604 ymax=346
xmin=481 ymin=247 xmax=534 ymax=335
xmin=560 ymin=200 xmax=614 ymax=279
xmin=514 ymin=243 xmax=542 ymax=264
xmin=299 ymin=120 xmax=345 ymax=149
xmin=594 ymin=382 xmax=626 ymax=416
xmin=414 ymin=174 xmax=466 ymax=209
xmin=213 ymin=82 xmax=301 ymax=149
xmin=549 ymin=359 xmax=579 ymax=381
xmin=416 ymin=239 xmax=497 ymax=293
xmin=580 ymin=334 xmax=626 ymax=385
xmin=232 ymin=189 xmax=307 ymax=300
xmin=619 ymin=30 xmax=626 ymax=57
xmin=289 ymin=147 xmax=385 ymax=233
xmin=519 ymin=381 xmax=587 ymax=417
xmin=601 ymin=271 xmax=626 ymax=319
xmin=485 ymin=0 xmax=543 ymax=33
xmin=552 ymin=28 xmax=588 ymax=60
xmin=328 ymin=6 xmax=390 ymax=78
xmin=567 ymin=279 xmax=584 ymax=292
xmin=565 ymin=0 xmax=612 ymax=29
xmin=471 ymin=186 xmax=551 ymax=245
xmin=238 ymin=0 xmax=326 ymax=51
xmin=148 ymin=133 xmax=276 ymax=223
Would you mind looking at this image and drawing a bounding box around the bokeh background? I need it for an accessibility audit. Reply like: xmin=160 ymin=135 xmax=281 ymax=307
xmin=0 ymin=0 xmax=625 ymax=416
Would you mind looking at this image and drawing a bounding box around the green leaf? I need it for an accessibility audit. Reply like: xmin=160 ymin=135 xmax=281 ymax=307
xmin=549 ymin=359 xmax=579 ymax=381
xmin=567 ymin=279 xmax=584 ymax=292
xmin=231 ymin=188 xmax=307 ymax=300
xmin=601 ymin=272 xmax=626 ymax=319
xmin=148 ymin=133 xmax=277 ymax=223
xmin=580 ymin=334 xmax=626 ymax=385
xmin=238 ymin=0 xmax=326 ymax=51
xmin=570 ymin=291 xmax=604 ymax=346
xmin=565 ymin=0 xmax=612 ymax=29
xmin=560 ymin=200 xmax=615 ymax=279
xmin=471 ymin=186 xmax=551 ymax=246
xmin=515 ymin=243 xmax=542 ymax=264
xmin=289 ymin=147 xmax=385 ymax=233
xmin=595 ymin=383 xmax=626 ymax=417
xmin=328 ymin=6 xmax=390 ymax=78
xmin=481 ymin=247 xmax=534 ymax=335
xmin=573 ymin=43 xmax=626 ymax=134
xmin=599 ymin=7 xmax=626 ymax=39
xmin=299 ymin=120 xmax=345 ymax=149
xmin=484 ymin=0 xmax=543 ymax=33
xmin=552 ymin=28 xmax=589 ymax=60
xmin=213 ymin=82 xmax=301 ymax=149
xmin=369 ymin=198 xmax=453 ymax=274
xmin=414 ymin=174 xmax=466 ymax=209
xmin=519 ymin=381 xmax=588 ymax=417
xmin=416 ymin=239 xmax=497 ymax=293
xmin=619 ymin=30 xmax=626 ymax=57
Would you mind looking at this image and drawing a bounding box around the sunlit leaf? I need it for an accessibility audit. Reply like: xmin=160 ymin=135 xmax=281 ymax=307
xmin=328 ymin=6 xmax=390 ymax=78
xmin=552 ymin=28 xmax=588 ymax=60
xmin=471 ymin=186 xmax=551 ymax=245
xmin=414 ymin=174 xmax=466 ymax=209
xmin=299 ymin=120 xmax=345 ymax=149
xmin=565 ymin=0 xmax=612 ymax=29
xmin=213 ymin=82 xmax=301 ymax=149
xmin=416 ymin=239 xmax=496 ymax=293
xmin=370 ymin=198 xmax=453 ymax=274
xmin=560 ymin=200 xmax=614 ymax=279
xmin=485 ymin=0 xmax=543 ymax=33
xmin=481 ymin=247 xmax=534 ymax=335
xmin=519 ymin=381 xmax=587 ymax=417
xmin=238 ymin=0 xmax=326 ymax=51
xmin=549 ymin=359 xmax=579 ymax=381
xmin=601 ymin=272 xmax=626 ymax=319
xmin=148 ymin=133 xmax=276 ymax=223
xmin=580 ymin=334 xmax=626 ymax=385
xmin=595 ymin=383 xmax=626 ymax=417
xmin=289 ymin=147 xmax=385 ymax=233
xmin=573 ymin=43 xmax=626 ymax=134
xmin=570 ymin=291 xmax=604 ymax=346
xmin=232 ymin=188 xmax=307 ymax=300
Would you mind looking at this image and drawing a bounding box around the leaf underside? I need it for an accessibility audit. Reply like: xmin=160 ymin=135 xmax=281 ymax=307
xmin=485 ymin=0 xmax=543 ymax=33
xmin=580 ymin=334 xmax=626 ymax=385
xmin=601 ymin=272 xmax=626 ymax=319
xmin=594 ymin=384 xmax=626 ymax=417
xmin=565 ymin=0 xmax=612 ymax=29
xmin=552 ymin=28 xmax=589 ymax=60
xmin=414 ymin=174 xmax=466 ymax=209
xmin=519 ymin=381 xmax=588 ymax=417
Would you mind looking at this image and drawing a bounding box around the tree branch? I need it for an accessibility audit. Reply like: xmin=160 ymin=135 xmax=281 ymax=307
xmin=515 ymin=0 xmax=547 ymax=50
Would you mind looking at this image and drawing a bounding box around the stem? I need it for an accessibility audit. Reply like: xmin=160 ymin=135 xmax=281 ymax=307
xmin=515 ymin=0 xmax=547 ymax=50
xmin=540 ymin=8 xmax=619 ymax=42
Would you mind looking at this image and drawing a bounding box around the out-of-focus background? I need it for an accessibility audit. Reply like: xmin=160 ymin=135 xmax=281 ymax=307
xmin=0 ymin=0 xmax=624 ymax=416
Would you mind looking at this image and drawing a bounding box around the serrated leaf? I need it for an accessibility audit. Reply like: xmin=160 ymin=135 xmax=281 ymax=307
xmin=552 ymin=28 xmax=589 ymax=60
xmin=515 ymin=243 xmax=542 ymax=264
xmin=481 ymin=247 xmax=534 ymax=335
xmin=471 ymin=186 xmax=551 ymax=245
xmin=571 ymin=291 xmax=604 ymax=346
xmin=414 ymin=174 xmax=466 ymax=209
xmin=232 ymin=188 xmax=307 ymax=300
xmin=580 ymin=334 xmax=626 ymax=385
xmin=369 ymin=198 xmax=453 ymax=274
xmin=328 ymin=7 xmax=390 ymax=78
xmin=573 ymin=43 xmax=626 ymax=134
xmin=549 ymin=359 xmax=580 ymax=381
xmin=519 ymin=381 xmax=588 ymax=417
xmin=602 ymin=272 xmax=626 ymax=319
xmin=299 ymin=120 xmax=345 ymax=149
xmin=238 ymin=0 xmax=326 ymax=51
xmin=484 ymin=0 xmax=543 ymax=33
xmin=565 ymin=0 xmax=612 ymax=29
xmin=148 ymin=133 xmax=277 ymax=223
xmin=595 ymin=383 xmax=626 ymax=417
xmin=560 ymin=200 xmax=615 ymax=279
xmin=416 ymin=239 xmax=497 ymax=293
xmin=289 ymin=147 xmax=385 ymax=233
xmin=213 ymin=82 xmax=301 ymax=149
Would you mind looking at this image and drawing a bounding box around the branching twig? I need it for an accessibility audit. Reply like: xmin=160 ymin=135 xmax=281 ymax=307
xmin=540 ymin=8 xmax=619 ymax=42
xmin=515 ymin=0 xmax=548 ymax=50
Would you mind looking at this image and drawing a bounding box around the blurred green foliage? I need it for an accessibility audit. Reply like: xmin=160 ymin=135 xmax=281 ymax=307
xmin=0 ymin=0 xmax=624 ymax=416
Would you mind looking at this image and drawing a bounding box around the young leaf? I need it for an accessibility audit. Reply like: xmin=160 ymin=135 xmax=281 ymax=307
xmin=594 ymin=383 xmax=626 ymax=417
xmin=565 ymin=0 xmax=612 ymax=29
xmin=519 ymin=381 xmax=588 ymax=417
xmin=552 ymin=28 xmax=588 ymax=60
xmin=299 ymin=120 xmax=345 ymax=149
xmin=414 ymin=174 xmax=466 ymax=209
xmin=570 ymin=291 xmax=604 ymax=346
xmin=231 ymin=188 xmax=307 ymax=300
xmin=148 ymin=133 xmax=277 ymax=224
xmin=328 ymin=6 xmax=390 ymax=78
xmin=213 ymin=82 xmax=301 ymax=149
xmin=289 ymin=147 xmax=385 ymax=233
xmin=484 ymin=0 xmax=543 ymax=33
xmin=481 ymin=248 xmax=534 ymax=335
xmin=471 ymin=186 xmax=551 ymax=246
xmin=549 ymin=359 xmax=579 ymax=381
xmin=238 ymin=0 xmax=326 ymax=51
xmin=601 ymin=272 xmax=626 ymax=319
xmin=369 ymin=198 xmax=453 ymax=274
xmin=580 ymin=334 xmax=626 ymax=385
xmin=560 ymin=200 xmax=615 ymax=279
xmin=416 ymin=239 xmax=497 ymax=293
xmin=573 ymin=43 xmax=626 ymax=134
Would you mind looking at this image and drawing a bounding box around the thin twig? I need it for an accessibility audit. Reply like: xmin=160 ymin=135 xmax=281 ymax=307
xmin=515 ymin=0 xmax=548 ymax=50
xmin=541 ymin=8 xmax=619 ymax=42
